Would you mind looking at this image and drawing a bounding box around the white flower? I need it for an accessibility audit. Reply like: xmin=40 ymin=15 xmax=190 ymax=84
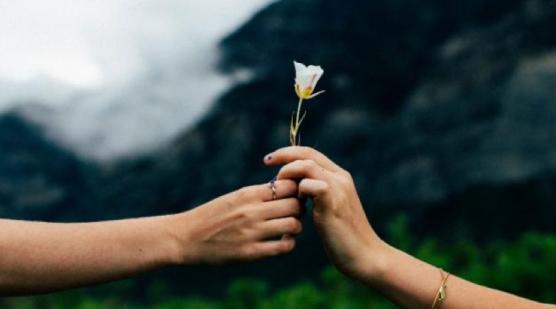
xmin=294 ymin=61 xmax=325 ymax=100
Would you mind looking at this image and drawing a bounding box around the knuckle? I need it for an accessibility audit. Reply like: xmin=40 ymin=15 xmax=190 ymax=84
xmin=246 ymin=209 xmax=259 ymax=222
xmin=278 ymin=164 xmax=291 ymax=176
xmin=301 ymin=159 xmax=315 ymax=169
xmin=277 ymin=180 xmax=297 ymax=195
xmin=285 ymin=217 xmax=297 ymax=229
xmin=236 ymin=207 xmax=257 ymax=222
xmin=283 ymin=179 xmax=298 ymax=190
xmin=241 ymin=245 xmax=258 ymax=261
xmin=235 ymin=187 xmax=252 ymax=200
xmin=340 ymin=169 xmax=352 ymax=179
xmin=286 ymin=218 xmax=302 ymax=233
xmin=293 ymin=160 xmax=305 ymax=169
xmin=279 ymin=239 xmax=296 ymax=253
xmin=318 ymin=182 xmax=331 ymax=194
xmin=241 ymin=225 xmax=258 ymax=239
xmin=290 ymin=199 xmax=302 ymax=212
xmin=300 ymin=146 xmax=314 ymax=157
xmin=288 ymin=160 xmax=301 ymax=170
xmin=294 ymin=221 xmax=303 ymax=234
xmin=337 ymin=174 xmax=353 ymax=187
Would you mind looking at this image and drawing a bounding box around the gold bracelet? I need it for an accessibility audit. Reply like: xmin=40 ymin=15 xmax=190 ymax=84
xmin=430 ymin=268 xmax=450 ymax=309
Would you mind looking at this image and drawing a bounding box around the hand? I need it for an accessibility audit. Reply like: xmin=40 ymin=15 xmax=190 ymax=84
xmin=264 ymin=147 xmax=388 ymax=281
xmin=264 ymin=147 xmax=556 ymax=309
xmin=170 ymin=180 xmax=303 ymax=265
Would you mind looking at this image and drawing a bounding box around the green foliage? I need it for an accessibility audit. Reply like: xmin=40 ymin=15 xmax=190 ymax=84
xmin=3 ymin=217 xmax=555 ymax=308
xmin=226 ymin=279 xmax=269 ymax=309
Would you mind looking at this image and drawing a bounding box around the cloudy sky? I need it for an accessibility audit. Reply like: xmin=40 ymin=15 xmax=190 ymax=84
xmin=0 ymin=0 xmax=270 ymax=160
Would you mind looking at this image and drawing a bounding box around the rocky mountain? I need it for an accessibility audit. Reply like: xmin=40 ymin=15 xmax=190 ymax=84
xmin=0 ymin=109 xmax=86 ymax=220
xmin=112 ymin=0 xmax=556 ymax=237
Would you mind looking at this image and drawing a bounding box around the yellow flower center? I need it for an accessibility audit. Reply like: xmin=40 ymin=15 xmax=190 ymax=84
xmin=301 ymin=87 xmax=314 ymax=98
xmin=295 ymin=84 xmax=314 ymax=99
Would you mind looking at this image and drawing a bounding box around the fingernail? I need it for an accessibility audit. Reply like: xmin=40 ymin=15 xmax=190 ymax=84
xmin=270 ymin=176 xmax=277 ymax=184
xmin=265 ymin=154 xmax=273 ymax=161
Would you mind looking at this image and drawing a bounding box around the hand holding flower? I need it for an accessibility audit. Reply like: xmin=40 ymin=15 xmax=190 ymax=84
xmin=264 ymin=147 xmax=556 ymax=309
xmin=264 ymin=147 xmax=388 ymax=281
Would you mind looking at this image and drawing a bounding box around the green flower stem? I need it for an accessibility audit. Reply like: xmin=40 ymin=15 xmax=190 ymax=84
xmin=291 ymin=97 xmax=304 ymax=145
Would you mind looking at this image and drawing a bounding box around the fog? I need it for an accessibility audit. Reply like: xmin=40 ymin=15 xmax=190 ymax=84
xmin=0 ymin=0 xmax=269 ymax=160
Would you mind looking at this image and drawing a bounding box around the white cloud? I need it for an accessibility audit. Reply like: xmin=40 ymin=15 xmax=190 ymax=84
xmin=0 ymin=0 xmax=269 ymax=160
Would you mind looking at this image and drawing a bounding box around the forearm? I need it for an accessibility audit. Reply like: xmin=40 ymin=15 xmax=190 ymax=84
xmin=0 ymin=180 xmax=302 ymax=296
xmin=264 ymin=147 xmax=556 ymax=308
xmin=0 ymin=216 xmax=181 ymax=296
xmin=361 ymin=243 xmax=555 ymax=309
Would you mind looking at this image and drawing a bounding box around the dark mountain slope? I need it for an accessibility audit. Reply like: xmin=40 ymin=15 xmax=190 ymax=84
xmin=0 ymin=110 xmax=86 ymax=220
xmin=107 ymin=0 xmax=556 ymax=237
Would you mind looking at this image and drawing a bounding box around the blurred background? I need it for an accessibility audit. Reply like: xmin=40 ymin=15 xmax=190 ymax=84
xmin=1 ymin=0 xmax=556 ymax=307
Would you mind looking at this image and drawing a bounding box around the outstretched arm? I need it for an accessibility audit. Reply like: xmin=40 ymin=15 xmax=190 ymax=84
xmin=0 ymin=216 xmax=178 ymax=296
xmin=0 ymin=180 xmax=302 ymax=296
xmin=265 ymin=146 xmax=555 ymax=309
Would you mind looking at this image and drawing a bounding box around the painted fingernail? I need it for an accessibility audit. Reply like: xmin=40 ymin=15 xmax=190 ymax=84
xmin=265 ymin=154 xmax=273 ymax=161
xmin=270 ymin=176 xmax=277 ymax=184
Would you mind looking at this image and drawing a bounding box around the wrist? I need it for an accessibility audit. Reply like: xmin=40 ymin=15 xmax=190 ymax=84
xmin=160 ymin=212 xmax=197 ymax=266
xmin=354 ymin=239 xmax=397 ymax=284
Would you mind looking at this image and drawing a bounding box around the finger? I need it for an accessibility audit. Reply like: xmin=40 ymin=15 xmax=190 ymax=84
xmin=257 ymin=217 xmax=303 ymax=239
xmin=281 ymin=234 xmax=294 ymax=241
xmin=242 ymin=180 xmax=298 ymax=202
xmin=264 ymin=146 xmax=343 ymax=172
xmin=298 ymin=178 xmax=329 ymax=198
xmin=277 ymin=159 xmax=332 ymax=182
xmin=259 ymin=198 xmax=301 ymax=220
xmin=251 ymin=238 xmax=296 ymax=258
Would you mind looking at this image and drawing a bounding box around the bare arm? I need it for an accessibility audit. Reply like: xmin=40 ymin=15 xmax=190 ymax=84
xmin=0 ymin=216 xmax=178 ymax=295
xmin=266 ymin=146 xmax=556 ymax=309
xmin=0 ymin=180 xmax=302 ymax=296
xmin=362 ymin=243 xmax=554 ymax=309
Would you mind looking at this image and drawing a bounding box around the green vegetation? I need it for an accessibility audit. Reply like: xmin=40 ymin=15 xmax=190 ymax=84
xmin=3 ymin=216 xmax=555 ymax=308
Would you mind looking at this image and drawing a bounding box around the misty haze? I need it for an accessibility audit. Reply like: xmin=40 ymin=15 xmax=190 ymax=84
xmin=0 ymin=0 xmax=269 ymax=160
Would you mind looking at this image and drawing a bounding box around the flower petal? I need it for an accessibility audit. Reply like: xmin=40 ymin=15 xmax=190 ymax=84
xmin=294 ymin=61 xmax=307 ymax=75
xmin=293 ymin=61 xmax=324 ymax=90
xmin=306 ymin=66 xmax=324 ymax=89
